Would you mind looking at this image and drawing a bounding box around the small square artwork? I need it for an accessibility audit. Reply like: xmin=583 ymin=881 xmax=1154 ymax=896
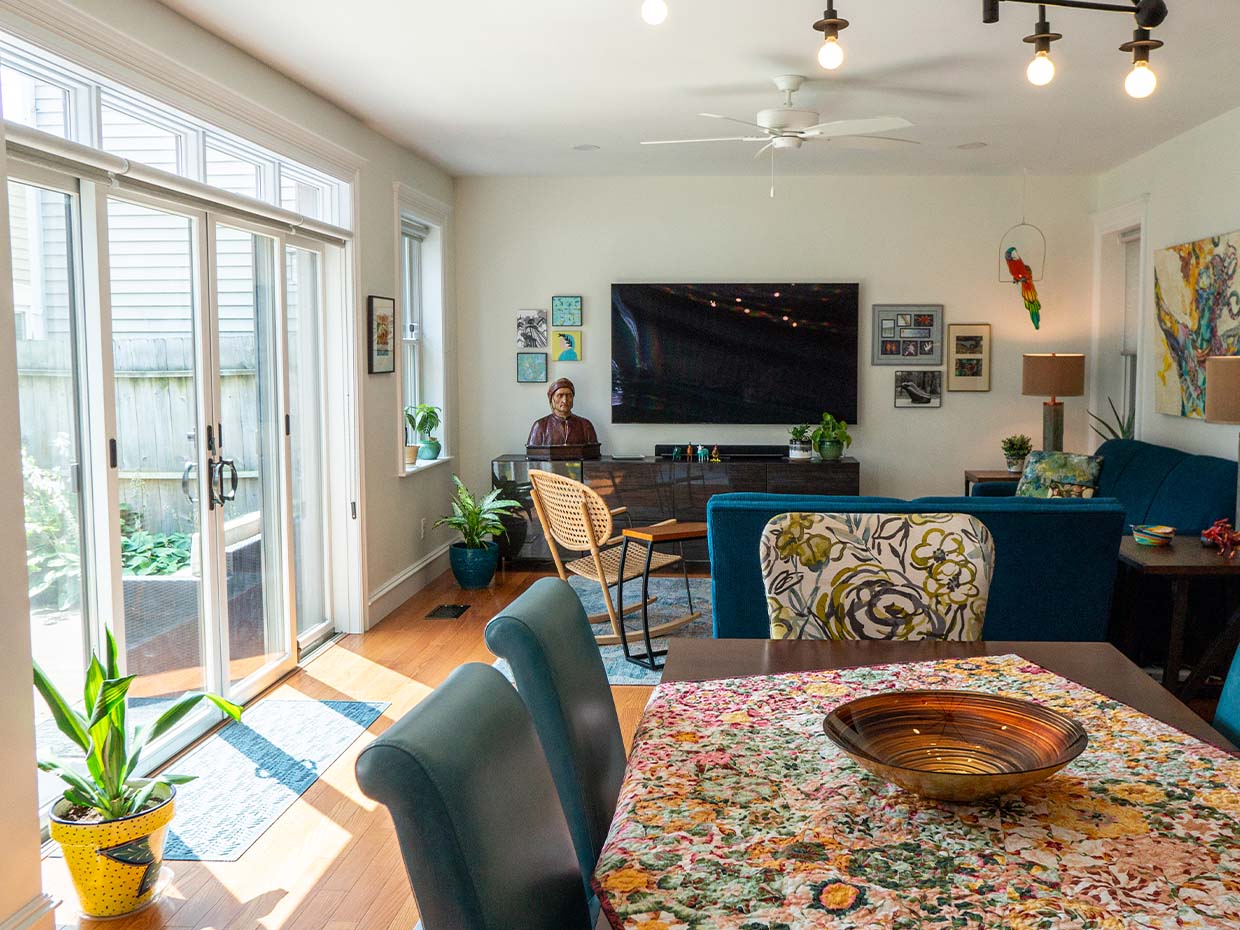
xmin=872 ymin=305 xmax=943 ymax=366
xmin=552 ymin=295 xmax=583 ymax=327
xmin=367 ymin=296 xmax=396 ymax=374
xmin=516 ymin=310 xmax=549 ymax=348
xmin=552 ymin=329 xmax=582 ymax=361
xmin=946 ymin=323 xmax=992 ymax=392
xmin=894 ymin=370 xmax=943 ymax=408
xmin=516 ymin=352 xmax=548 ymax=383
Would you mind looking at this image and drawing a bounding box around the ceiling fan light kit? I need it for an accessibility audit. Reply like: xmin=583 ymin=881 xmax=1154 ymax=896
xmin=812 ymin=3 xmax=850 ymax=71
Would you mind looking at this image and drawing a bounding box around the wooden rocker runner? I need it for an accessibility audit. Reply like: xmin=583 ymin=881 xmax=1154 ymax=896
xmin=527 ymin=470 xmax=700 ymax=649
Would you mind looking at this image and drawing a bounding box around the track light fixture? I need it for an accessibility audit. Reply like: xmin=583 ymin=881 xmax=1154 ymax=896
xmin=983 ymin=0 xmax=1169 ymax=97
xmin=812 ymin=2 xmax=850 ymax=71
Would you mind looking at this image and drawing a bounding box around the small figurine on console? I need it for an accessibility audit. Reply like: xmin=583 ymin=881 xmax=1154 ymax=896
xmin=709 ymin=445 xmax=721 ymax=463
xmin=526 ymin=377 xmax=600 ymax=459
xmin=696 ymin=444 xmax=709 ymax=463
xmin=671 ymin=446 xmax=682 ymax=461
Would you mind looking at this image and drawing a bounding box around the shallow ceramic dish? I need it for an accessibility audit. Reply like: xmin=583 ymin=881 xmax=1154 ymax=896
xmin=1133 ymin=524 xmax=1176 ymax=547
xmin=823 ymin=690 xmax=1087 ymax=802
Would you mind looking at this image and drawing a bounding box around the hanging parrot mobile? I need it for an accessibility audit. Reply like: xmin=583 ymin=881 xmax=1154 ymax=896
xmin=1005 ymin=246 xmax=1042 ymax=330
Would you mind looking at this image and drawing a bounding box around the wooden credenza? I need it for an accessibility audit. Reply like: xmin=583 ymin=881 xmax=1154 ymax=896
xmin=492 ymin=454 xmax=860 ymax=564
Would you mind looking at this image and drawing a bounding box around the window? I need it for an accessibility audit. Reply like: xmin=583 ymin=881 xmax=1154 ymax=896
xmin=400 ymin=219 xmax=427 ymax=418
xmin=397 ymin=207 xmax=447 ymax=471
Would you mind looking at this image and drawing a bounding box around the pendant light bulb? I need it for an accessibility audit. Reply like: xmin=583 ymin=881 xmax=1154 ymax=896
xmin=1026 ymin=50 xmax=1055 ymax=86
xmin=818 ymin=35 xmax=844 ymax=70
xmin=1125 ymin=60 xmax=1157 ymax=98
xmin=640 ymin=0 xmax=668 ymax=25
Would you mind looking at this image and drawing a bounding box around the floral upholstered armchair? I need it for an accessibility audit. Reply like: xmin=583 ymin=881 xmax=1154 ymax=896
xmin=759 ymin=512 xmax=995 ymax=641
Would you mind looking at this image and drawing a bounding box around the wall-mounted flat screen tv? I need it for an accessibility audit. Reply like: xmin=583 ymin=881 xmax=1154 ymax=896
xmin=611 ymin=283 xmax=859 ymax=424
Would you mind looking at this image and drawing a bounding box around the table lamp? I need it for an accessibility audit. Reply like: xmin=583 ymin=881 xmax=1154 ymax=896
xmin=1022 ymin=353 xmax=1086 ymax=452
xmin=1205 ymin=355 xmax=1240 ymax=527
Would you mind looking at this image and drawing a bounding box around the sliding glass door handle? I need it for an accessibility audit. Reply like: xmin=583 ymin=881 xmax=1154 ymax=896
xmin=220 ymin=458 xmax=239 ymax=502
xmin=182 ymin=461 xmax=198 ymax=504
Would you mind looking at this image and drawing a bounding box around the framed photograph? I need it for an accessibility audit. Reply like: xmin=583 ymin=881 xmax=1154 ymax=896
xmin=552 ymin=329 xmax=582 ymax=361
xmin=872 ymin=304 xmax=943 ymax=366
xmin=516 ymin=310 xmax=549 ymax=348
xmin=947 ymin=323 xmax=992 ymax=392
xmin=367 ymin=296 xmax=396 ymax=374
xmin=894 ymin=370 xmax=943 ymax=408
xmin=551 ymin=295 xmax=583 ymax=327
xmin=516 ymin=352 xmax=548 ymax=383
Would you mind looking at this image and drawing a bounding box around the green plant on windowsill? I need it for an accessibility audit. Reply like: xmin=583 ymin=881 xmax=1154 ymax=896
xmin=1089 ymin=397 xmax=1135 ymax=442
xmin=810 ymin=413 xmax=853 ymax=462
xmin=405 ymin=403 xmax=443 ymax=461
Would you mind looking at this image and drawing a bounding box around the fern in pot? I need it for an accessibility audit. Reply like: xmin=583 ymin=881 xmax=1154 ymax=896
xmin=436 ymin=475 xmax=522 ymax=589
xmin=34 ymin=630 xmax=241 ymax=917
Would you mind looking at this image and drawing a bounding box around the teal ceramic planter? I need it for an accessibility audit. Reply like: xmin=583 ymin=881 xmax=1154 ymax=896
xmin=449 ymin=541 xmax=499 ymax=589
xmin=418 ymin=437 xmax=442 ymax=460
xmin=817 ymin=439 xmax=845 ymax=461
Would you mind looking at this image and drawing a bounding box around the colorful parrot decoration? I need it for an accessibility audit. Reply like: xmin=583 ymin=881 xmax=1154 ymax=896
xmin=1005 ymin=246 xmax=1042 ymax=330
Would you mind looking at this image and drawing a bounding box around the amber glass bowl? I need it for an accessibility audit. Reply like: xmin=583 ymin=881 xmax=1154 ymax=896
xmin=823 ymin=690 xmax=1087 ymax=802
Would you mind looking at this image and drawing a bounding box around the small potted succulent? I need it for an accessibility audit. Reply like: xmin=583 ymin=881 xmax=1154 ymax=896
xmin=34 ymin=630 xmax=241 ymax=917
xmin=1002 ymin=434 xmax=1034 ymax=472
xmin=811 ymin=413 xmax=853 ymax=462
xmin=436 ymin=475 xmax=522 ymax=589
xmin=788 ymin=424 xmax=814 ymax=461
xmin=407 ymin=403 xmax=443 ymax=460
xmin=402 ymin=406 xmax=421 ymax=466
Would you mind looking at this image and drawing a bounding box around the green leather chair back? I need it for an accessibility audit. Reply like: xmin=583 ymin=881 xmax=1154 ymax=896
xmin=485 ymin=577 xmax=627 ymax=887
xmin=354 ymin=663 xmax=591 ymax=930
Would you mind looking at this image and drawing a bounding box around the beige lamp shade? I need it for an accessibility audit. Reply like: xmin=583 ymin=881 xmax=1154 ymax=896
xmin=1205 ymin=356 xmax=1240 ymax=424
xmin=1022 ymin=353 xmax=1086 ymax=398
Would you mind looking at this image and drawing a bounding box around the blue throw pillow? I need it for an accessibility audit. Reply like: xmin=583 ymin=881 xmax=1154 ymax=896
xmin=1015 ymin=451 xmax=1104 ymax=499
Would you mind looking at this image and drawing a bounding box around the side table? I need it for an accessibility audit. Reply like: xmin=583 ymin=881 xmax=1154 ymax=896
xmin=616 ymin=521 xmax=707 ymax=671
xmin=1117 ymin=536 xmax=1240 ymax=697
xmin=964 ymin=468 xmax=1020 ymax=495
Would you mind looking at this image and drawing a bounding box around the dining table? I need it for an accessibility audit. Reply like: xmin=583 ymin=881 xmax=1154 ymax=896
xmin=593 ymin=639 xmax=1240 ymax=929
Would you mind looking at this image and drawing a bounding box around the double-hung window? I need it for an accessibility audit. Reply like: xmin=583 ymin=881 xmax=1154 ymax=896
xmin=400 ymin=219 xmax=429 ymax=420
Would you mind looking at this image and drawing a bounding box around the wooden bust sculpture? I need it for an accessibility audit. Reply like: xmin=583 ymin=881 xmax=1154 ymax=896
xmin=526 ymin=377 xmax=600 ymax=458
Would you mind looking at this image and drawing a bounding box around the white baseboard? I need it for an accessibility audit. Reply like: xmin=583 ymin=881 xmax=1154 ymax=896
xmin=0 ymin=894 xmax=56 ymax=930
xmin=367 ymin=543 xmax=451 ymax=628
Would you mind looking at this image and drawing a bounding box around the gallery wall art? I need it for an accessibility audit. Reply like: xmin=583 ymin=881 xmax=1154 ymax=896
xmin=552 ymin=330 xmax=582 ymax=361
xmin=552 ymin=295 xmax=583 ymax=326
xmin=516 ymin=309 xmax=549 ymax=348
xmin=1153 ymin=231 xmax=1240 ymax=418
xmin=947 ymin=323 xmax=992 ymax=392
xmin=894 ymin=370 xmax=943 ymax=409
xmin=516 ymin=351 xmax=548 ymax=383
xmin=872 ymin=304 xmax=943 ymax=366
xmin=367 ymin=296 xmax=396 ymax=374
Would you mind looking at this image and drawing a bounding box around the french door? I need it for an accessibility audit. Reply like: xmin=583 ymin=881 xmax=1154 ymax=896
xmin=16 ymin=167 xmax=333 ymax=808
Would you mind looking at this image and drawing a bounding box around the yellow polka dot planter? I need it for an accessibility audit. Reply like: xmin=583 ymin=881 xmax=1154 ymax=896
xmin=49 ymin=784 xmax=175 ymax=918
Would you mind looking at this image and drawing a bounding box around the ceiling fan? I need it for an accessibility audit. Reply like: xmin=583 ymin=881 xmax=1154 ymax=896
xmin=642 ymin=74 xmax=916 ymax=160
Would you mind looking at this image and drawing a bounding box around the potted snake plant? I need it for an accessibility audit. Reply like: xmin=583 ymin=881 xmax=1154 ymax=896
xmin=34 ymin=630 xmax=241 ymax=917
xmin=436 ymin=475 xmax=522 ymax=589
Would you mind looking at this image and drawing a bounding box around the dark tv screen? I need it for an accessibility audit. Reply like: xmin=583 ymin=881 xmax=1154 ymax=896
xmin=611 ymin=283 xmax=859 ymax=424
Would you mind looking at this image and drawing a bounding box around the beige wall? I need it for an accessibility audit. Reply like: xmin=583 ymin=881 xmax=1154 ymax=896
xmin=455 ymin=174 xmax=1097 ymax=499
xmin=1094 ymin=104 xmax=1240 ymax=462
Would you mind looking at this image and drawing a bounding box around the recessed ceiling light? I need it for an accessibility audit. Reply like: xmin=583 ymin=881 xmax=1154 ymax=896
xmin=957 ymin=142 xmax=989 ymax=150
xmin=572 ymin=143 xmax=601 ymax=152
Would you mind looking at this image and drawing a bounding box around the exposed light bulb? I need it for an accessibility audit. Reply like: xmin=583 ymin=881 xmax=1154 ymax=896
xmin=640 ymin=0 xmax=668 ymax=26
xmin=1026 ymin=50 xmax=1055 ymax=87
xmin=818 ymin=35 xmax=844 ymax=70
xmin=1125 ymin=60 xmax=1157 ymax=98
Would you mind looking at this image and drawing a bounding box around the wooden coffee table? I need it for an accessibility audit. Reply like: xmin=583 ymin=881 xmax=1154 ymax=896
xmin=615 ymin=521 xmax=707 ymax=671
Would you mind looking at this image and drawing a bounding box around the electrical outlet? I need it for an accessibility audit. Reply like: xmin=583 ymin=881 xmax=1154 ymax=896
xmin=420 ymin=517 xmax=426 ymax=540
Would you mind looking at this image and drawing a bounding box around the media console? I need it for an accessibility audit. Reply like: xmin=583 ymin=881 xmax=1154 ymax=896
xmin=492 ymin=453 xmax=861 ymax=564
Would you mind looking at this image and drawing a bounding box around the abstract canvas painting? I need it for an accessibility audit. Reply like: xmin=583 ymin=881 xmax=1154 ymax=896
xmin=552 ymin=330 xmax=582 ymax=361
xmin=1153 ymin=231 xmax=1240 ymax=417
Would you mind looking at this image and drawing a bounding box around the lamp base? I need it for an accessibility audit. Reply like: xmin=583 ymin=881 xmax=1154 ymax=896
xmin=1042 ymin=401 xmax=1065 ymax=452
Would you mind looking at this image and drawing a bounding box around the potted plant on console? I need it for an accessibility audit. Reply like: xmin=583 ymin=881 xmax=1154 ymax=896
xmin=437 ymin=475 xmax=522 ymax=589
xmin=33 ymin=631 xmax=241 ymax=918
xmin=408 ymin=403 xmax=443 ymax=460
xmin=811 ymin=412 xmax=853 ymax=462
xmin=1001 ymin=433 xmax=1033 ymax=473
xmin=788 ymin=424 xmax=814 ymax=461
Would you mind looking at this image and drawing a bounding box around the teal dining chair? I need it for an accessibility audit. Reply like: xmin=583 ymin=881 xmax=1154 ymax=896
xmin=354 ymin=663 xmax=592 ymax=930
xmin=484 ymin=578 xmax=627 ymax=889
xmin=1215 ymin=644 xmax=1240 ymax=747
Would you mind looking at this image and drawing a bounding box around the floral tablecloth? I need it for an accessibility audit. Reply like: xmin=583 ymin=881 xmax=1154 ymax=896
xmin=593 ymin=655 xmax=1240 ymax=930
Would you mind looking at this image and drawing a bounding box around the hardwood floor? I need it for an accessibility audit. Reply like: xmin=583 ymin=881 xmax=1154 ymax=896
xmin=42 ymin=566 xmax=655 ymax=930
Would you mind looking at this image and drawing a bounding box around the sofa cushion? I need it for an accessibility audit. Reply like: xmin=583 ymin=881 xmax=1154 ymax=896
xmin=1015 ymin=451 xmax=1104 ymax=499
xmin=1093 ymin=439 xmax=1237 ymax=534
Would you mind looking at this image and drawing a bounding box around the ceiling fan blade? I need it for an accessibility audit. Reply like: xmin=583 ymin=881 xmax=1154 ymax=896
xmin=800 ymin=116 xmax=913 ymax=139
xmin=752 ymin=140 xmax=777 ymax=160
xmin=641 ymin=136 xmax=768 ymax=145
xmin=825 ymin=134 xmax=922 ymax=146
xmin=699 ymin=112 xmax=769 ymax=132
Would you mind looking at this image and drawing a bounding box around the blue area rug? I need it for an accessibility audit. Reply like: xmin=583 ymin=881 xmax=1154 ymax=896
xmin=158 ymin=699 xmax=387 ymax=861
xmin=493 ymin=576 xmax=713 ymax=687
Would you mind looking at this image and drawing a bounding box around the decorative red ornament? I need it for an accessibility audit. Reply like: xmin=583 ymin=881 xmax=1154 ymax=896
xmin=1201 ymin=518 xmax=1240 ymax=560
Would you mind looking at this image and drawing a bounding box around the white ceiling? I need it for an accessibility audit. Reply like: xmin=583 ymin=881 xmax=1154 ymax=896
xmin=155 ymin=0 xmax=1240 ymax=177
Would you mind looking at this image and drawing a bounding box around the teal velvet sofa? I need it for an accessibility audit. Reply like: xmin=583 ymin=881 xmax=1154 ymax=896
xmin=971 ymin=438 xmax=1237 ymax=535
xmin=707 ymin=493 xmax=1127 ymax=642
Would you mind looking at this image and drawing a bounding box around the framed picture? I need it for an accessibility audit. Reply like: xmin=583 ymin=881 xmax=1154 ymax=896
xmin=367 ymin=296 xmax=396 ymax=374
xmin=552 ymin=329 xmax=582 ymax=361
xmin=873 ymin=304 xmax=942 ymax=365
xmin=516 ymin=310 xmax=549 ymax=348
xmin=894 ymin=370 xmax=943 ymax=408
xmin=516 ymin=352 xmax=548 ymax=383
xmin=947 ymin=323 xmax=992 ymax=391
xmin=552 ymin=295 xmax=583 ymax=327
